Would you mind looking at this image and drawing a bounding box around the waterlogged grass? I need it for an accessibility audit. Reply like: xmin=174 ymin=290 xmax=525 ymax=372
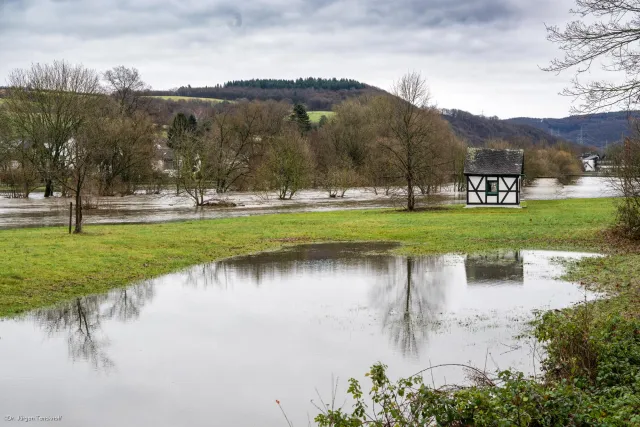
xmin=0 ymin=198 xmax=620 ymax=317
xmin=308 ymin=110 xmax=335 ymax=123
xmin=146 ymin=95 xmax=228 ymax=103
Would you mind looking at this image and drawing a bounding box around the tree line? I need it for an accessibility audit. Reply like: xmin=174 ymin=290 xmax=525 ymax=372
xmin=0 ymin=63 xmax=159 ymax=232
xmin=223 ymin=78 xmax=368 ymax=90
xmin=163 ymin=72 xmax=466 ymax=211
xmin=147 ymin=80 xmax=382 ymax=111
xmin=0 ymin=61 xmax=585 ymax=233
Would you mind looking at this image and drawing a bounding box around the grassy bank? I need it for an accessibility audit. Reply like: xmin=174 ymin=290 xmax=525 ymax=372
xmin=0 ymin=198 xmax=619 ymax=317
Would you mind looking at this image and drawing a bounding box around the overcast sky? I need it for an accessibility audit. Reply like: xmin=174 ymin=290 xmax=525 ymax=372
xmin=0 ymin=0 xmax=589 ymax=118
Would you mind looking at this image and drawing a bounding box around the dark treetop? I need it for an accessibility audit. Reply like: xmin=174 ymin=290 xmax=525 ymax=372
xmin=464 ymin=148 xmax=524 ymax=176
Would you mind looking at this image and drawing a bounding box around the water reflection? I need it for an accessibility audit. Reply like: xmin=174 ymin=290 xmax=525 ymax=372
xmin=206 ymin=242 xmax=399 ymax=287
xmin=30 ymin=281 xmax=155 ymax=370
xmin=465 ymin=251 xmax=524 ymax=284
xmin=372 ymin=257 xmax=449 ymax=357
xmin=0 ymin=245 xmax=600 ymax=427
xmin=32 ymin=296 xmax=114 ymax=370
xmin=28 ymin=248 xmax=536 ymax=366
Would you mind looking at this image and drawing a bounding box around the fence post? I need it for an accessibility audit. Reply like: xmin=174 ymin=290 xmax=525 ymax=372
xmin=69 ymin=202 xmax=73 ymax=234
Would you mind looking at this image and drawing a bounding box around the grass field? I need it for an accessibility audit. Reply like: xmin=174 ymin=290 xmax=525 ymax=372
xmin=0 ymin=198 xmax=625 ymax=317
xmin=146 ymin=95 xmax=228 ymax=103
xmin=308 ymin=110 xmax=335 ymax=123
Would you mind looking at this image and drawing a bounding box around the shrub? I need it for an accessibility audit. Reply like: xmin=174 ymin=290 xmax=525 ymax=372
xmin=314 ymin=307 xmax=640 ymax=426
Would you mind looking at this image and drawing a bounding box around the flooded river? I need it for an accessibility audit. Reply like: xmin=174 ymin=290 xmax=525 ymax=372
xmin=0 ymin=244 xmax=599 ymax=426
xmin=0 ymin=177 xmax=618 ymax=229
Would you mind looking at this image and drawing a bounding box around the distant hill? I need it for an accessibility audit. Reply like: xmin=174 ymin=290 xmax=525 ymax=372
xmin=506 ymin=111 xmax=639 ymax=149
xmin=442 ymin=109 xmax=568 ymax=147
xmin=147 ymin=78 xmax=386 ymax=110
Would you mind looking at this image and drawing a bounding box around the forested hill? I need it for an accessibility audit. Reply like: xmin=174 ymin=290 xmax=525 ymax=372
xmin=223 ymin=78 xmax=368 ymax=90
xmin=505 ymin=111 xmax=639 ymax=149
xmin=147 ymin=78 xmax=385 ymax=110
xmin=442 ymin=109 xmax=569 ymax=147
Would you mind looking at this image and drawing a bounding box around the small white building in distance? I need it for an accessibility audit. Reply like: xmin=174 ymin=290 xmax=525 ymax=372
xmin=464 ymin=148 xmax=524 ymax=207
xmin=580 ymin=154 xmax=600 ymax=172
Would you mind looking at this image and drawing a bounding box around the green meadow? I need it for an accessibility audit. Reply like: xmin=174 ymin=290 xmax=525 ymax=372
xmin=308 ymin=110 xmax=335 ymax=123
xmin=0 ymin=198 xmax=624 ymax=317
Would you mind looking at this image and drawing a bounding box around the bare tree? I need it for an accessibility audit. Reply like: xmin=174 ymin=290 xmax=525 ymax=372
xmin=0 ymin=142 xmax=40 ymax=198
xmin=60 ymin=104 xmax=109 ymax=232
xmin=315 ymin=98 xmax=374 ymax=197
xmin=95 ymin=109 xmax=157 ymax=196
xmin=103 ymin=66 xmax=151 ymax=115
xmin=4 ymin=61 xmax=103 ymax=198
xmin=0 ymin=107 xmax=43 ymax=198
xmin=207 ymin=101 xmax=290 ymax=193
xmin=609 ymin=130 xmax=640 ymax=238
xmin=255 ymin=127 xmax=313 ymax=200
xmin=173 ymin=125 xmax=214 ymax=206
xmin=545 ymin=0 xmax=640 ymax=113
xmin=377 ymin=72 xmax=455 ymax=210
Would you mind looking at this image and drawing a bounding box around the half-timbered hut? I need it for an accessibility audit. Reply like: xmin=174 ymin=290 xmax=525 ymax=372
xmin=464 ymin=148 xmax=524 ymax=207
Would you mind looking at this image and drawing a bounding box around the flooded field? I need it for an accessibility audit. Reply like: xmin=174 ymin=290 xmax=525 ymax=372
xmin=0 ymin=177 xmax=618 ymax=229
xmin=0 ymin=244 xmax=599 ymax=426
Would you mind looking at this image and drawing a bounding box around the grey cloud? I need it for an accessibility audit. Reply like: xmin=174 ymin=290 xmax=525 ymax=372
xmin=360 ymin=0 xmax=520 ymax=28
xmin=0 ymin=0 xmax=577 ymax=120
xmin=0 ymin=0 xmax=525 ymax=40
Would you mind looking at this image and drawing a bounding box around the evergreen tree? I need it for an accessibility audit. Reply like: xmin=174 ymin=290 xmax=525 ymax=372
xmin=167 ymin=113 xmax=196 ymax=149
xmin=187 ymin=114 xmax=197 ymax=132
xmin=291 ymin=103 xmax=311 ymax=134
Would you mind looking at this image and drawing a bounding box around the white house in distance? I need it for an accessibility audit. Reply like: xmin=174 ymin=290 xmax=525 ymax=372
xmin=580 ymin=154 xmax=600 ymax=172
xmin=464 ymin=148 xmax=524 ymax=207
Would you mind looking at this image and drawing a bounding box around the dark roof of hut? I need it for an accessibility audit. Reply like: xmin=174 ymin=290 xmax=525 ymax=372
xmin=464 ymin=148 xmax=524 ymax=175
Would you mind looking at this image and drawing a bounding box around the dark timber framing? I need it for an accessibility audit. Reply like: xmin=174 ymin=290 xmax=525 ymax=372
xmin=465 ymin=174 xmax=521 ymax=206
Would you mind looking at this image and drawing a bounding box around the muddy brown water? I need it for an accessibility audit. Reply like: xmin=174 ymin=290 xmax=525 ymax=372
xmin=0 ymin=177 xmax=617 ymax=229
xmin=0 ymin=243 xmax=599 ymax=426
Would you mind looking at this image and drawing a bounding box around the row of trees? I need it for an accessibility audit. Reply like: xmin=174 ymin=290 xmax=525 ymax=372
xmin=0 ymin=61 xmax=588 ymax=233
xmin=223 ymin=78 xmax=368 ymax=90
xmin=163 ymin=72 xmax=466 ymax=211
xmin=147 ymin=84 xmax=382 ymax=111
xmin=483 ymin=139 xmax=583 ymax=184
xmin=0 ymin=62 xmax=159 ymax=232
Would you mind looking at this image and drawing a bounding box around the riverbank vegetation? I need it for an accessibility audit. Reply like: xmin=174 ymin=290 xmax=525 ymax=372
xmin=0 ymin=63 xmax=586 ymax=225
xmin=315 ymin=249 xmax=640 ymax=426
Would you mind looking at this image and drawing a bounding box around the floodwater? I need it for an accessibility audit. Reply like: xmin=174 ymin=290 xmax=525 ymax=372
xmin=0 ymin=177 xmax=619 ymax=229
xmin=0 ymin=244 xmax=599 ymax=427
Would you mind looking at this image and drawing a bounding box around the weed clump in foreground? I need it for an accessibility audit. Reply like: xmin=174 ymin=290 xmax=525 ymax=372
xmin=315 ymin=304 xmax=640 ymax=426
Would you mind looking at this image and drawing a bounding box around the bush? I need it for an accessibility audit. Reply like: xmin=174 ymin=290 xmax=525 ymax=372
xmin=314 ymin=307 xmax=640 ymax=426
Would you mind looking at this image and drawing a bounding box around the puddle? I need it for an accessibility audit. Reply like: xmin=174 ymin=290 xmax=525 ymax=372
xmin=0 ymin=244 xmax=599 ymax=426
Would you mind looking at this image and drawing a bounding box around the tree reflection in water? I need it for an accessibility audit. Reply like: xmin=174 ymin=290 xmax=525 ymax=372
xmin=103 ymin=281 xmax=156 ymax=321
xmin=30 ymin=281 xmax=155 ymax=371
xmin=371 ymin=256 xmax=451 ymax=358
xmin=183 ymin=242 xmax=398 ymax=289
xmin=185 ymin=262 xmax=234 ymax=290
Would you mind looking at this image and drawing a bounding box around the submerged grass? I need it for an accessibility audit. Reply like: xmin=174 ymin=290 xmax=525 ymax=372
xmin=0 ymin=198 xmax=619 ymax=317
